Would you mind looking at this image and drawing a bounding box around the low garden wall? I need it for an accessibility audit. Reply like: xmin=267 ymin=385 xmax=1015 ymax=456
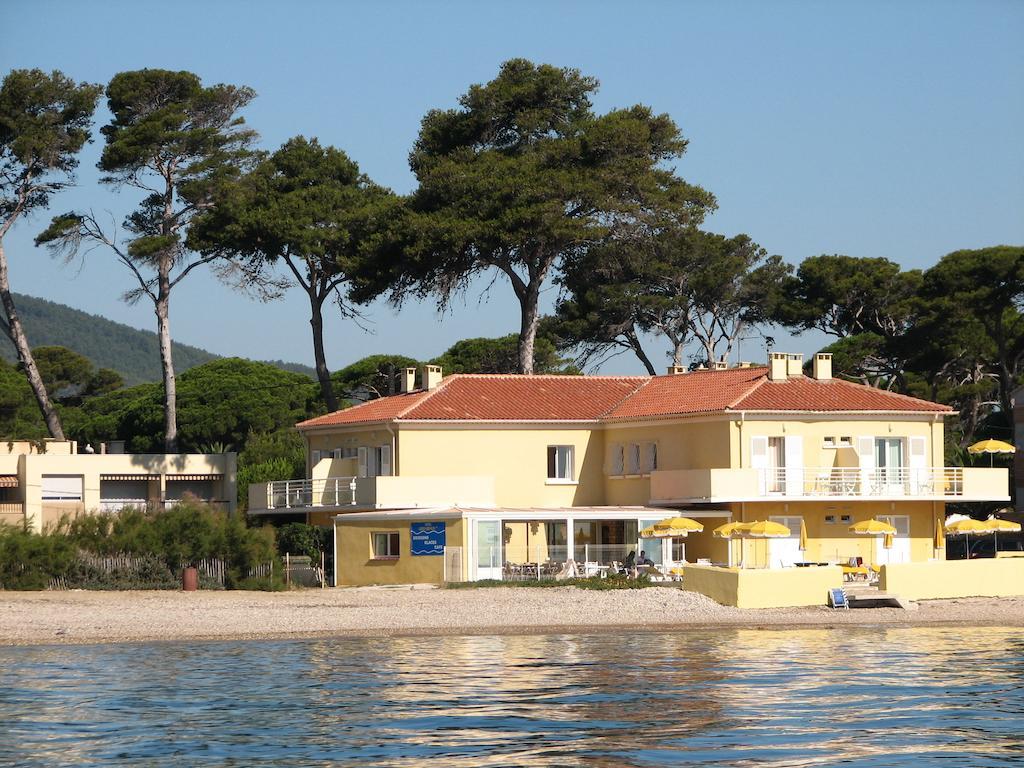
xmin=683 ymin=563 xmax=843 ymax=609
xmin=879 ymin=558 xmax=1024 ymax=600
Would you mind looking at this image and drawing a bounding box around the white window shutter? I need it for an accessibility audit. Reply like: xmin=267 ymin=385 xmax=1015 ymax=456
xmin=357 ymin=447 xmax=368 ymax=478
xmin=857 ymin=437 xmax=875 ymax=469
xmin=784 ymin=435 xmax=803 ymax=496
xmin=751 ymin=436 xmax=769 ymax=495
xmin=908 ymin=436 xmax=926 ymax=468
xmin=379 ymin=445 xmax=392 ymax=476
xmin=645 ymin=443 xmax=658 ymax=472
xmin=610 ymin=443 xmax=624 ymax=475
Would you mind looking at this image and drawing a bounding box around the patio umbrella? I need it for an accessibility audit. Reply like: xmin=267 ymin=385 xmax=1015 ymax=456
xmin=934 ymin=517 xmax=945 ymax=550
xmin=848 ymin=519 xmax=897 ymax=535
xmin=713 ymin=522 xmax=745 ymax=567
xmin=737 ymin=520 xmax=791 ymax=568
xmin=640 ymin=517 xmax=704 ymax=538
xmin=799 ymin=518 xmax=808 ymax=552
xmin=945 ymin=517 xmax=993 ymax=556
xmin=986 ymin=516 xmax=1022 ymax=552
xmin=967 ymin=439 xmax=1015 ymax=466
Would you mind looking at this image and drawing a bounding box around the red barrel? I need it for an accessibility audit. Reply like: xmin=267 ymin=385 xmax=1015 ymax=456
xmin=182 ymin=566 xmax=199 ymax=591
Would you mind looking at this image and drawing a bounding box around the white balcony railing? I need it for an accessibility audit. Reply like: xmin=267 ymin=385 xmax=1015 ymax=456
xmin=651 ymin=466 xmax=1007 ymax=503
xmin=756 ymin=466 xmax=964 ymax=497
xmin=259 ymin=477 xmax=358 ymax=511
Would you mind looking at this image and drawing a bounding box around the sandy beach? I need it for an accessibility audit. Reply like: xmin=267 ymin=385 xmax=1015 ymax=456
xmin=2 ymin=586 xmax=1023 ymax=646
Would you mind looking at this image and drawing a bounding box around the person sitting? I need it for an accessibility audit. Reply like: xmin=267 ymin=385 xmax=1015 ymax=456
xmin=620 ymin=550 xmax=636 ymax=574
xmin=636 ymin=550 xmax=654 ymax=567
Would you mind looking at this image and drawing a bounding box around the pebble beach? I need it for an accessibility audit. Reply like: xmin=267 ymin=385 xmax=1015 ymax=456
xmin=3 ymin=587 xmax=1024 ymax=646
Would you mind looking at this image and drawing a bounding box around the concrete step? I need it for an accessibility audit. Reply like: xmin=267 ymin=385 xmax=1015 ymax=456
xmin=846 ymin=590 xmax=916 ymax=610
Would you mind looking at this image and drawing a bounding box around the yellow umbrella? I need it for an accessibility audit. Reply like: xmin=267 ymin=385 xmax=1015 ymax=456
xmin=737 ymin=520 xmax=791 ymax=537
xmin=945 ymin=517 xmax=993 ymax=556
xmin=799 ymin=518 xmax=808 ymax=552
xmin=713 ymin=522 xmax=745 ymax=538
xmin=640 ymin=517 xmax=704 ymax=538
xmin=737 ymin=520 xmax=791 ymax=569
xmin=848 ymin=519 xmax=897 ymax=535
xmin=934 ymin=517 xmax=945 ymax=550
xmin=967 ymin=439 xmax=1015 ymax=466
xmin=987 ymin=517 xmax=1022 ymax=553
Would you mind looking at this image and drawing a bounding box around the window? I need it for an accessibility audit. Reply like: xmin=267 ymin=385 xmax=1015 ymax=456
xmin=41 ymin=475 xmax=83 ymax=501
xmin=837 ymin=436 xmax=853 ymax=448
xmin=547 ymin=445 xmax=574 ymax=481
xmin=608 ymin=443 xmax=625 ymax=476
xmin=643 ymin=442 xmax=658 ymax=473
xmin=626 ymin=443 xmax=641 ymax=474
xmin=358 ymin=445 xmax=393 ymax=477
xmin=371 ymin=532 xmax=400 ymax=559
xmin=823 ymin=436 xmax=836 ymax=448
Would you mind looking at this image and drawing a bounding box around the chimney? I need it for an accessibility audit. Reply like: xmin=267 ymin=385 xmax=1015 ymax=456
xmin=813 ymin=353 xmax=832 ymax=381
xmin=737 ymin=361 xmax=753 ymax=369
xmin=786 ymin=353 xmax=804 ymax=377
xmin=422 ymin=364 xmax=443 ymax=390
xmin=712 ymin=360 xmax=729 ymax=371
xmin=768 ymin=352 xmax=788 ymax=381
xmin=666 ymin=365 xmax=686 ymax=375
xmin=401 ymin=367 xmax=417 ymax=393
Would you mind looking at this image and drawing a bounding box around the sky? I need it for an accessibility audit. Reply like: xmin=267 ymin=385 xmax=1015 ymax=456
xmin=1 ymin=0 xmax=1022 ymax=375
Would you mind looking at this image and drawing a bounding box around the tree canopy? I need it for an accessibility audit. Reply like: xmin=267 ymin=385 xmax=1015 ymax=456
xmin=0 ymin=68 xmax=102 ymax=439
xmin=190 ymin=136 xmax=399 ymax=411
xmin=363 ymin=58 xmax=714 ymax=373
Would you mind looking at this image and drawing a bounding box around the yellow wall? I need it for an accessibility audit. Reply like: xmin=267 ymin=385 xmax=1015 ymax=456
xmin=684 ymin=563 xmax=844 ymax=608
xmin=603 ymin=420 xmax=731 ymax=506
xmin=733 ymin=417 xmax=944 ymax=471
xmin=397 ymin=426 xmax=605 ymax=507
xmin=879 ymin=558 xmax=1024 ymax=600
xmin=335 ymin=517 xmax=465 ymax=586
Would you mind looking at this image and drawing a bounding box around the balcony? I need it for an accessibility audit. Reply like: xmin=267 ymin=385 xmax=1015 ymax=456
xmin=650 ymin=466 xmax=1009 ymax=504
xmin=247 ymin=475 xmax=496 ymax=514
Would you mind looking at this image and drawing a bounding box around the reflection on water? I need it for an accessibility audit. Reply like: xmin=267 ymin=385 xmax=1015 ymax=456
xmin=1 ymin=627 xmax=1023 ymax=766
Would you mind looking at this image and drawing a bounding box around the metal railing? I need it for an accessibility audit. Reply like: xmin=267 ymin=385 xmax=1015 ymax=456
xmin=756 ymin=467 xmax=964 ymax=497
xmin=263 ymin=477 xmax=357 ymax=509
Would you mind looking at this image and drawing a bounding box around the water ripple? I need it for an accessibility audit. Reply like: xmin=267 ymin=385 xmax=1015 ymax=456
xmin=0 ymin=626 xmax=1023 ymax=766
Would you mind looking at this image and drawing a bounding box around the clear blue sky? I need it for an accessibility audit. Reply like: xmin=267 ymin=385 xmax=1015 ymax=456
xmin=2 ymin=0 xmax=1022 ymax=374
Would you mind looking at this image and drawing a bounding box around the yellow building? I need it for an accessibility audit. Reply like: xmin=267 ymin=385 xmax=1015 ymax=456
xmin=247 ymin=354 xmax=1009 ymax=587
xmin=0 ymin=439 xmax=237 ymax=532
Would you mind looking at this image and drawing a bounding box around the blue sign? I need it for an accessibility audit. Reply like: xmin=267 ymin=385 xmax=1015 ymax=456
xmin=410 ymin=522 xmax=446 ymax=556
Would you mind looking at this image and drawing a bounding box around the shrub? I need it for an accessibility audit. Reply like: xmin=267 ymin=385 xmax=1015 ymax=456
xmin=0 ymin=500 xmax=279 ymax=590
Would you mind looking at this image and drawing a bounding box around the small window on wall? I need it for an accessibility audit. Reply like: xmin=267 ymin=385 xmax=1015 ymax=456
xmin=626 ymin=443 xmax=641 ymax=474
xmin=837 ymin=436 xmax=853 ymax=448
xmin=371 ymin=532 xmax=400 ymax=559
xmin=608 ymin=444 xmax=625 ymax=476
xmin=642 ymin=443 xmax=658 ymax=473
xmin=823 ymin=436 xmax=837 ymax=449
xmin=547 ymin=445 xmax=575 ymax=481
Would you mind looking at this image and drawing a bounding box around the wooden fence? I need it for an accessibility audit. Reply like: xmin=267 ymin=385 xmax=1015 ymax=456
xmin=45 ymin=552 xmax=276 ymax=590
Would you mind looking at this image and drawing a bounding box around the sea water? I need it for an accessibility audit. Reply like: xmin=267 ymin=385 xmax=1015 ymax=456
xmin=1 ymin=627 xmax=1023 ymax=766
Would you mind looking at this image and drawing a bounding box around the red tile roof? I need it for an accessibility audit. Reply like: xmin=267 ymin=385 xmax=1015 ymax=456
xmin=297 ymin=367 xmax=950 ymax=429
xmin=731 ymin=375 xmax=951 ymax=413
xmin=401 ymin=374 xmax=647 ymax=421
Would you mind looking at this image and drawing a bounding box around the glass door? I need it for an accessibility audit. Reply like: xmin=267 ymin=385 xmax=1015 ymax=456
xmin=474 ymin=519 xmax=502 ymax=580
xmin=875 ymin=515 xmax=911 ymax=565
xmin=875 ymin=438 xmax=905 ymax=494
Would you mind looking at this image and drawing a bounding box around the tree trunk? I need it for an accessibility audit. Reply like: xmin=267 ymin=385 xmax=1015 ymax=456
xmin=626 ymin=331 xmax=657 ymax=375
xmin=516 ymin=280 xmax=542 ymax=374
xmin=309 ymin=291 xmax=338 ymax=411
xmin=0 ymin=240 xmax=65 ymax=439
xmin=155 ymin=288 xmax=178 ymax=453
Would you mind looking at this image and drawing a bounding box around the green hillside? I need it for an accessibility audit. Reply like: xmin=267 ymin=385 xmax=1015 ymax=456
xmin=0 ymin=294 xmax=315 ymax=385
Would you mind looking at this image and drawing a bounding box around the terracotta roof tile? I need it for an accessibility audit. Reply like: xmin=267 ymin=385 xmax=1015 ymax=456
xmin=605 ymin=367 xmax=766 ymax=419
xmin=733 ymin=375 xmax=951 ymax=413
xmin=297 ymin=367 xmax=950 ymax=428
xmin=403 ymin=374 xmax=647 ymax=421
xmin=296 ymin=390 xmax=432 ymax=428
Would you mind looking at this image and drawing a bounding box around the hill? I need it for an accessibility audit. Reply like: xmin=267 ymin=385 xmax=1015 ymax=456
xmin=0 ymin=294 xmax=315 ymax=385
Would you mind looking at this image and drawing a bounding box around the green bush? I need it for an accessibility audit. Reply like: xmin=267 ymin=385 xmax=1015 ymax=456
xmin=0 ymin=500 xmax=279 ymax=590
xmin=275 ymin=522 xmax=328 ymax=559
